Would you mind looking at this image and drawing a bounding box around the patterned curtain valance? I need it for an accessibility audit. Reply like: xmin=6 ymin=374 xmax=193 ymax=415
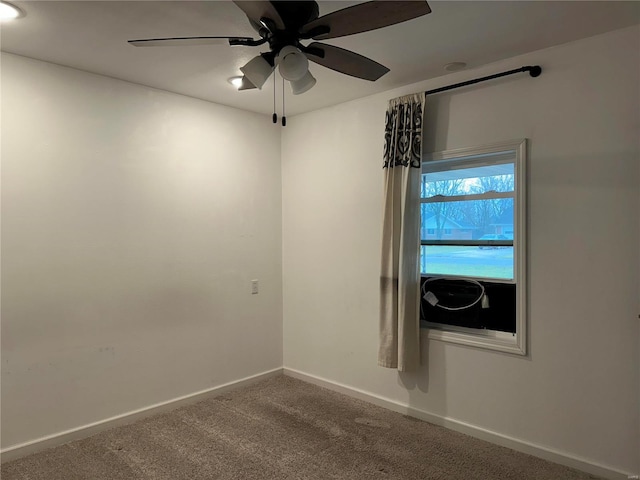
xmin=383 ymin=93 xmax=425 ymax=169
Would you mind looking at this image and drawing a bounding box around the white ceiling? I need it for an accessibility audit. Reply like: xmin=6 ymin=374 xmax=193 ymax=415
xmin=1 ymin=1 xmax=639 ymax=116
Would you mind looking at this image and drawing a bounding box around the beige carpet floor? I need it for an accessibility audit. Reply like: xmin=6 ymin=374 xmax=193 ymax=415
xmin=2 ymin=375 xmax=603 ymax=480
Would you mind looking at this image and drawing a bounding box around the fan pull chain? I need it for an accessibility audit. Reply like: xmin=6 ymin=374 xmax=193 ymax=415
xmin=281 ymin=76 xmax=287 ymax=127
xmin=272 ymin=72 xmax=277 ymax=124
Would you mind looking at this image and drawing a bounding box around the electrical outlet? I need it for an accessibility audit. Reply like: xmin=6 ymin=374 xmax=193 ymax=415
xmin=251 ymin=279 xmax=259 ymax=295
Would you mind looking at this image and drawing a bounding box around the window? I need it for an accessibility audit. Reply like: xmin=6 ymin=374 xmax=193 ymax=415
xmin=419 ymin=140 xmax=527 ymax=355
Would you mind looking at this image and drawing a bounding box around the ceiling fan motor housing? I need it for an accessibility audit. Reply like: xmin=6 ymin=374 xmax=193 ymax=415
xmin=248 ymin=1 xmax=320 ymax=33
xmin=247 ymin=1 xmax=324 ymax=58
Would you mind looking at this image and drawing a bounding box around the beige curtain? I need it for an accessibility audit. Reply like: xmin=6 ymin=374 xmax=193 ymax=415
xmin=378 ymin=93 xmax=424 ymax=372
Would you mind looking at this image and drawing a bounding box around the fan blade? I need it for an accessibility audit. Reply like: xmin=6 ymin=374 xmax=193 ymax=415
xmin=128 ymin=36 xmax=252 ymax=47
xmin=305 ymin=42 xmax=389 ymax=81
xmin=233 ymin=1 xmax=285 ymax=31
xmin=301 ymin=1 xmax=431 ymax=40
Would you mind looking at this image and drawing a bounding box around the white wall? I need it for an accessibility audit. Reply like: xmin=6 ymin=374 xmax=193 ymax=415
xmin=1 ymin=53 xmax=283 ymax=449
xmin=282 ymin=25 xmax=639 ymax=476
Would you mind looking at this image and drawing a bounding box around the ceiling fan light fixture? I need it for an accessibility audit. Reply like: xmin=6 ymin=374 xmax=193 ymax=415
xmin=290 ymin=71 xmax=316 ymax=95
xmin=278 ymin=46 xmax=309 ymax=82
xmin=240 ymin=55 xmax=273 ymax=89
xmin=238 ymin=76 xmax=256 ymax=91
xmin=0 ymin=1 xmax=23 ymax=20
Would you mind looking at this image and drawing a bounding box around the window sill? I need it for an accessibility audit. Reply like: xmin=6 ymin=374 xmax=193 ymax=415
xmin=421 ymin=320 xmax=526 ymax=355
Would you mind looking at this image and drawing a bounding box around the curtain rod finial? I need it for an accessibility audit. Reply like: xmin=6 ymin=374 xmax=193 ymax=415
xmin=528 ymin=65 xmax=542 ymax=77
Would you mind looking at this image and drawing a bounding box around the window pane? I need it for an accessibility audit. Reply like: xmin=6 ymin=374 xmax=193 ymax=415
xmin=420 ymin=160 xmax=516 ymax=281
xmin=420 ymin=199 xmax=514 ymax=241
xmin=420 ymin=245 xmax=514 ymax=280
xmin=421 ymin=162 xmax=514 ymax=197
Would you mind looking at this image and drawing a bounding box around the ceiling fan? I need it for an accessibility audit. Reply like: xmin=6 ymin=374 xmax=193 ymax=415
xmin=129 ymin=1 xmax=432 ymax=95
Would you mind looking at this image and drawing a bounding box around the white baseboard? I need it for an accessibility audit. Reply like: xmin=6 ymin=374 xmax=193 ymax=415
xmin=283 ymin=367 xmax=636 ymax=480
xmin=3 ymin=366 xmax=635 ymax=480
xmin=1 ymin=367 xmax=283 ymax=463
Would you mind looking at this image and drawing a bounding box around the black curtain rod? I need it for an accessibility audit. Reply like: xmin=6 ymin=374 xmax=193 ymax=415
xmin=425 ymin=65 xmax=542 ymax=96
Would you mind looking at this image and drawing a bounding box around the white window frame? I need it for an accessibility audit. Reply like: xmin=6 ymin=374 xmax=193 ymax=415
xmin=420 ymin=139 xmax=527 ymax=355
